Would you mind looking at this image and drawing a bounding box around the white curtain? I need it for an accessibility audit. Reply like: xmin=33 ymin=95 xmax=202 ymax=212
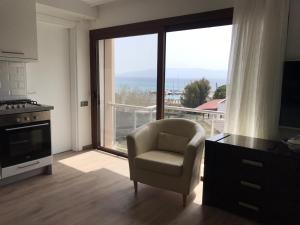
xmin=224 ymin=0 xmax=290 ymax=140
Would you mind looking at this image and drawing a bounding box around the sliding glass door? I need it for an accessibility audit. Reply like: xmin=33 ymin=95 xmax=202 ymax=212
xmin=164 ymin=26 xmax=232 ymax=137
xmin=99 ymin=34 xmax=158 ymax=153
xmin=90 ymin=8 xmax=234 ymax=155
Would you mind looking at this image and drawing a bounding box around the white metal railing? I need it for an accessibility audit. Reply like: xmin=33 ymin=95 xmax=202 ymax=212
xmin=111 ymin=103 xmax=224 ymax=117
xmin=111 ymin=103 xmax=156 ymax=129
xmin=109 ymin=103 xmax=225 ymax=141
xmin=165 ymin=105 xmax=225 ymax=119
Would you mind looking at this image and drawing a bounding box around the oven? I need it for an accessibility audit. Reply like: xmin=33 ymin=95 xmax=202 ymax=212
xmin=0 ymin=111 xmax=52 ymax=168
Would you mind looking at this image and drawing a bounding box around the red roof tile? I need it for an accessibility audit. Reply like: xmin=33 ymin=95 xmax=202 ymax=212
xmin=196 ymin=99 xmax=225 ymax=110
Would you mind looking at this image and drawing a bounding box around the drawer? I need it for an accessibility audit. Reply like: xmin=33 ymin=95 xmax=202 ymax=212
xmin=239 ymin=164 xmax=266 ymax=184
xmin=237 ymin=183 xmax=264 ymax=206
xmin=239 ymin=152 xmax=267 ymax=170
xmin=238 ymin=151 xmax=269 ymax=182
xmin=235 ymin=200 xmax=262 ymax=222
xmin=2 ymin=156 xmax=52 ymax=178
xmin=236 ymin=181 xmax=264 ymax=221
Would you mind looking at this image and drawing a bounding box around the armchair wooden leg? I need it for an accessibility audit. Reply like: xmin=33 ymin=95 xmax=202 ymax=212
xmin=182 ymin=194 xmax=187 ymax=207
xmin=134 ymin=181 xmax=138 ymax=194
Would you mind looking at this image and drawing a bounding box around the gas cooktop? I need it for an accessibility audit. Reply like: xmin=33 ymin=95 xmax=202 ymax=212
xmin=0 ymin=99 xmax=41 ymax=111
xmin=0 ymin=99 xmax=53 ymax=115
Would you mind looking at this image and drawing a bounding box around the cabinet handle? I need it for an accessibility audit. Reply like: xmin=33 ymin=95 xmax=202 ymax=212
xmin=18 ymin=161 xmax=40 ymax=169
xmin=238 ymin=201 xmax=259 ymax=212
xmin=241 ymin=159 xmax=263 ymax=168
xmin=240 ymin=180 xmax=262 ymax=190
xmin=2 ymin=50 xmax=25 ymax=55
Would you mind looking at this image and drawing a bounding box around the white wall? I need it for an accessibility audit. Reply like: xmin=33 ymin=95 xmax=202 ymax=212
xmin=92 ymin=0 xmax=300 ymax=62
xmin=92 ymin=0 xmax=234 ymax=29
xmin=37 ymin=0 xmax=98 ymax=20
xmin=0 ymin=62 xmax=27 ymax=100
xmin=75 ymin=21 xmax=92 ymax=150
xmin=27 ymin=22 xmax=72 ymax=154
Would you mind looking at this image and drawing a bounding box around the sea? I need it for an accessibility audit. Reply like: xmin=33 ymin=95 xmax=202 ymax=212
xmin=115 ymin=76 xmax=227 ymax=92
xmin=115 ymin=68 xmax=228 ymax=101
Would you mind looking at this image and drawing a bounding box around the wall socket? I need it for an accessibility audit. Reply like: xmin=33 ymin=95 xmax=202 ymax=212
xmin=80 ymin=101 xmax=88 ymax=107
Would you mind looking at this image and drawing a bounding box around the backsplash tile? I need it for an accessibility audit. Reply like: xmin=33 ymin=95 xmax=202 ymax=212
xmin=0 ymin=62 xmax=26 ymax=100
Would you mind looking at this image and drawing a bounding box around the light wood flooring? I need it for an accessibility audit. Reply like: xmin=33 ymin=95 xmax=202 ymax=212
xmin=0 ymin=150 xmax=260 ymax=225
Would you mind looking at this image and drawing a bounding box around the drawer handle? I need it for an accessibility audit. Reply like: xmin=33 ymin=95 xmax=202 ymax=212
xmin=240 ymin=180 xmax=262 ymax=190
xmin=18 ymin=161 xmax=40 ymax=169
xmin=238 ymin=201 xmax=259 ymax=212
xmin=241 ymin=159 xmax=263 ymax=168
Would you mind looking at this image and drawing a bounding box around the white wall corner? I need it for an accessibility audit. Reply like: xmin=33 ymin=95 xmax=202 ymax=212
xmin=37 ymin=13 xmax=77 ymax=28
xmin=35 ymin=3 xmax=93 ymax=151
xmin=75 ymin=22 xmax=92 ymax=150
xmin=36 ymin=0 xmax=98 ymax=21
xmin=69 ymin=26 xmax=81 ymax=151
xmin=69 ymin=22 xmax=92 ymax=151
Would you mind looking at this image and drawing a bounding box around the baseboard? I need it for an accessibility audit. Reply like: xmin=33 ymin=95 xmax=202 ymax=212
xmin=82 ymin=144 xmax=93 ymax=150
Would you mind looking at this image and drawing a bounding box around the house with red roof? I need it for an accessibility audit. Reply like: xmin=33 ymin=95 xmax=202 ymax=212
xmin=196 ymin=99 xmax=226 ymax=111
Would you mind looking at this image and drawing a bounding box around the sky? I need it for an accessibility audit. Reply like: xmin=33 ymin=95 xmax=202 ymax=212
xmin=113 ymin=25 xmax=232 ymax=76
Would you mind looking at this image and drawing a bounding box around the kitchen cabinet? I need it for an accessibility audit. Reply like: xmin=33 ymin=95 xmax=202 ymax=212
xmin=0 ymin=0 xmax=38 ymax=61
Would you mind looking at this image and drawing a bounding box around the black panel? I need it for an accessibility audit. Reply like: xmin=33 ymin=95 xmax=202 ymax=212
xmin=0 ymin=121 xmax=51 ymax=167
xmin=280 ymin=61 xmax=300 ymax=128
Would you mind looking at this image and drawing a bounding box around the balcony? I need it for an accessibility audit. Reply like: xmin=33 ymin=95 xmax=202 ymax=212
xmin=110 ymin=103 xmax=225 ymax=152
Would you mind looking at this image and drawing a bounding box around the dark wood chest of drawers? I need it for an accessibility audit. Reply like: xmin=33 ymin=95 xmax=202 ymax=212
xmin=203 ymin=134 xmax=300 ymax=225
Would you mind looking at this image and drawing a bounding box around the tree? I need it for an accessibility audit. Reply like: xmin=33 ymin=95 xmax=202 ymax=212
xmin=180 ymin=78 xmax=211 ymax=108
xmin=213 ymin=85 xmax=226 ymax=99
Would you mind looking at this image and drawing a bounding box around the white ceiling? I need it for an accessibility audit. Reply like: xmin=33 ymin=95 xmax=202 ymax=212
xmin=80 ymin=0 xmax=121 ymax=7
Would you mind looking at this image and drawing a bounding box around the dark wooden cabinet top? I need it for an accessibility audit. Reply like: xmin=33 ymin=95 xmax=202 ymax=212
xmin=206 ymin=133 xmax=300 ymax=159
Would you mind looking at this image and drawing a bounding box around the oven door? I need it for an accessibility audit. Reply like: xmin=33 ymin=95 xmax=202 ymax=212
xmin=0 ymin=121 xmax=51 ymax=167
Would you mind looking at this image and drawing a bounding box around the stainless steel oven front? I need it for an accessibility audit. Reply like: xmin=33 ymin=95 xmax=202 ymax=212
xmin=0 ymin=111 xmax=52 ymax=168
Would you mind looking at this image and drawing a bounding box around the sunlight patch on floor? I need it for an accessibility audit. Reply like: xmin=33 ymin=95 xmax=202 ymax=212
xmin=192 ymin=163 xmax=204 ymax=206
xmin=192 ymin=183 xmax=203 ymax=205
xmin=58 ymin=150 xmax=203 ymax=205
xmin=58 ymin=150 xmax=130 ymax=177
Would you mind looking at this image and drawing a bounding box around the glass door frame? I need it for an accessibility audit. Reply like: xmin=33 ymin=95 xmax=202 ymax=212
xmin=90 ymin=8 xmax=233 ymax=157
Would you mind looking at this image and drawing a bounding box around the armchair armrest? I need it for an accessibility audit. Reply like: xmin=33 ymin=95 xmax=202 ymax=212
xmin=181 ymin=128 xmax=205 ymax=193
xmin=126 ymin=123 xmax=158 ymax=159
xmin=183 ymin=132 xmax=205 ymax=169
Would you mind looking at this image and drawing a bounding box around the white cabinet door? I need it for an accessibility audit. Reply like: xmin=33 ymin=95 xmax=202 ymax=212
xmin=0 ymin=0 xmax=38 ymax=61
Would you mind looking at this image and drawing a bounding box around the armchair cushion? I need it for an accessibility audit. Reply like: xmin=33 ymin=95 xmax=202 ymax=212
xmin=135 ymin=150 xmax=184 ymax=176
xmin=157 ymin=132 xmax=190 ymax=154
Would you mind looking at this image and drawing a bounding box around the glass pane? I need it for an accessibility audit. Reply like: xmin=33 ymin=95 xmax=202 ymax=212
xmin=99 ymin=34 xmax=158 ymax=153
xmin=164 ymin=25 xmax=232 ymax=137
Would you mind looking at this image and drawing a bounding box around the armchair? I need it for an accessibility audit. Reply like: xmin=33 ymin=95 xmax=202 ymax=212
xmin=127 ymin=118 xmax=205 ymax=206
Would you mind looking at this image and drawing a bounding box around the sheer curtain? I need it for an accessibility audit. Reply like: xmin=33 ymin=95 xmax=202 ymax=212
xmin=224 ymin=0 xmax=290 ymax=140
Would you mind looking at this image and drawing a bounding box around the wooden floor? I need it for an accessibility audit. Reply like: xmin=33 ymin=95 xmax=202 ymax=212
xmin=0 ymin=150 xmax=260 ymax=225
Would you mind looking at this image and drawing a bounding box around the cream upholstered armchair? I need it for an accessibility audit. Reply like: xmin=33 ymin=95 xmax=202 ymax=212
xmin=127 ymin=118 xmax=205 ymax=206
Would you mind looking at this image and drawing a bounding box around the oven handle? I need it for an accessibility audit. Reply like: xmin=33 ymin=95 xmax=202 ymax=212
xmin=18 ymin=161 xmax=40 ymax=169
xmin=5 ymin=123 xmax=49 ymax=131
